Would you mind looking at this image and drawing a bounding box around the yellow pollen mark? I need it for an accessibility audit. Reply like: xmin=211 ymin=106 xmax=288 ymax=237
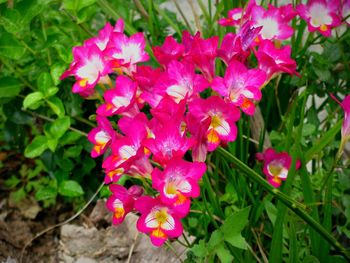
xmin=268 ymin=164 xmax=283 ymax=176
xmin=106 ymin=103 xmax=114 ymax=111
xmin=151 ymin=228 xmax=167 ymax=238
xmin=207 ymin=129 xmax=220 ymax=144
xmin=79 ymin=78 xmax=88 ymax=87
xmin=210 ymin=115 xmax=221 ymax=128
xmin=154 ymin=209 xmax=169 ymax=225
xmin=272 ymin=176 xmax=282 ymax=185
xmin=320 ymin=24 xmax=328 ymax=31
xmin=114 ymin=207 xmax=125 ymax=219
xmin=93 ymin=144 xmax=103 ymax=154
xmin=254 ymin=36 xmax=260 ymax=43
xmin=165 ymin=183 xmax=177 ymax=195
xmin=241 ymin=98 xmax=253 ymax=110
xmin=107 ymin=168 xmax=124 ymax=178
xmin=175 ymin=192 xmax=187 ymax=205
xmin=144 ymin=147 xmax=150 ymax=155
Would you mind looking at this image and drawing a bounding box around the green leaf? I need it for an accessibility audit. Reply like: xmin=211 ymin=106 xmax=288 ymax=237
xmin=0 ymin=9 xmax=22 ymax=33
xmin=23 ymin=91 xmax=44 ymax=109
xmin=0 ymin=29 xmax=26 ymax=59
xmin=191 ymin=240 xmax=207 ymax=258
xmin=47 ymin=138 xmax=58 ymax=152
xmin=221 ymin=207 xmax=250 ymax=249
xmin=64 ymin=145 xmax=83 ymax=158
xmin=37 ymin=72 xmax=53 ymax=96
xmin=215 ymin=245 xmax=234 ymax=263
xmin=58 ymin=180 xmax=84 ymax=197
xmin=44 ymin=116 xmax=71 ymax=140
xmin=24 ymin=135 xmax=48 ymax=158
xmin=208 ymin=230 xmax=224 ymax=251
xmin=302 ymin=123 xmax=316 ymax=137
xmin=51 ymin=63 xmax=66 ymax=86
xmin=60 ymin=131 xmax=82 ymax=145
xmin=0 ymin=77 xmax=22 ymax=98
xmin=47 ymin=96 xmax=65 ymax=117
xmin=35 ymin=186 xmax=57 ymax=201
xmin=63 ymin=0 xmax=96 ymax=11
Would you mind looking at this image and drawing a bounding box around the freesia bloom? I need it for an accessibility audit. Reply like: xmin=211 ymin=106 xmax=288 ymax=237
xmin=60 ymin=44 xmax=111 ymax=97
xmin=256 ymin=148 xmax=301 ymax=188
xmin=152 ymin=159 xmax=206 ymax=216
xmin=152 ymin=36 xmax=184 ymax=67
xmin=331 ymin=94 xmax=350 ymax=149
xmin=106 ymin=184 xmax=143 ymax=225
xmin=342 ymin=0 xmax=350 ymax=25
xmin=135 ymin=196 xmax=184 ymax=246
xmin=97 ymin=75 xmax=137 ymax=116
xmin=251 ymin=4 xmax=294 ymax=41
xmin=256 ymin=40 xmax=298 ymax=80
xmin=87 ymin=116 xmax=116 ymax=158
xmin=105 ymin=32 xmax=149 ymax=75
xmin=218 ymin=8 xmax=244 ymax=27
xmin=188 ymin=96 xmax=240 ymax=151
xmin=212 ymin=60 xmax=266 ymax=115
xmin=297 ymin=0 xmax=341 ymax=37
xmin=154 ymin=60 xmax=208 ymax=103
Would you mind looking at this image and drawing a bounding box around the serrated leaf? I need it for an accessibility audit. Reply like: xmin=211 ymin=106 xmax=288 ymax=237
xmin=208 ymin=230 xmax=224 ymax=251
xmin=191 ymin=240 xmax=207 ymax=258
xmin=23 ymin=91 xmax=44 ymax=109
xmin=221 ymin=207 xmax=250 ymax=250
xmin=302 ymin=123 xmax=316 ymax=137
xmin=58 ymin=180 xmax=84 ymax=197
xmin=35 ymin=186 xmax=57 ymax=201
xmin=0 ymin=77 xmax=22 ymax=98
xmin=24 ymin=135 xmax=48 ymax=158
xmin=47 ymin=96 xmax=65 ymax=117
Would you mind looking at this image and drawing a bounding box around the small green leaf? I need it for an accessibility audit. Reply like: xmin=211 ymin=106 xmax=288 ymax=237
xmin=44 ymin=116 xmax=70 ymax=140
xmin=208 ymin=230 xmax=224 ymax=251
xmin=302 ymin=123 xmax=316 ymax=137
xmin=35 ymin=186 xmax=57 ymax=201
xmin=0 ymin=77 xmax=22 ymax=98
xmin=0 ymin=29 xmax=26 ymax=59
xmin=64 ymin=145 xmax=83 ymax=158
xmin=191 ymin=240 xmax=207 ymax=258
xmin=23 ymin=91 xmax=44 ymax=109
xmin=221 ymin=207 xmax=250 ymax=250
xmin=24 ymin=135 xmax=48 ymax=158
xmin=0 ymin=9 xmax=22 ymax=33
xmin=47 ymin=96 xmax=65 ymax=117
xmin=58 ymin=180 xmax=84 ymax=197
xmin=46 ymin=87 xmax=59 ymax=97
xmin=60 ymin=131 xmax=82 ymax=145
xmin=37 ymin=72 xmax=53 ymax=96
xmin=47 ymin=138 xmax=58 ymax=152
xmin=51 ymin=63 xmax=66 ymax=86
xmin=215 ymin=245 xmax=234 ymax=263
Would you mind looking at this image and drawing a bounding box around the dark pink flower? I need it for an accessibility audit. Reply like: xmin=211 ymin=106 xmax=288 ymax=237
xmin=152 ymin=36 xmax=184 ymax=66
xmin=212 ymin=60 xmax=265 ymax=115
xmin=257 ymin=148 xmax=301 ymax=188
xmin=297 ymin=0 xmax=341 ymax=37
xmin=188 ymin=96 xmax=240 ymax=151
xmin=87 ymin=116 xmax=116 ymax=158
xmin=218 ymin=8 xmax=244 ymax=27
xmin=106 ymin=184 xmax=143 ymax=225
xmin=97 ymin=75 xmax=137 ymax=116
xmin=256 ymin=40 xmax=298 ymax=80
xmin=152 ymin=159 xmax=206 ymax=216
xmin=135 ymin=196 xmax=184 ymax=246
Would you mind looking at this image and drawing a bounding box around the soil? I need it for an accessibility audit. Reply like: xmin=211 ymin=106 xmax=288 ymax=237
xmin=0 ymin=187 xmax=187 ymax=263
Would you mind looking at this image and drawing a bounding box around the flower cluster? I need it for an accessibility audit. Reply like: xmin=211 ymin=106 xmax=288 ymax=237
xmin=61 ymin=1 xmax=306 ymax=246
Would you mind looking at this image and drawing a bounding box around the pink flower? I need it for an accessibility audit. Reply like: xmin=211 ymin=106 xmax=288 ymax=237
xmin=331 ymin=94 xmax=350 ymax=146
xmin=251 ymin=4 xmax=294 ymax=41
xmin=135 ymin=196 xmax=184 ymax=246
xmin=152 ymin=36 xmax=184 ymax=66
xmin=256 ymin=148 xmax=301 ymax=188
xmin=212 ymin=60 xmax=265 ymax=115
xmin=218 ymin=8 xmax=244 ymax=27
xmin=342 ymin=0 xmax=350 ymax=25
xmin=106 ymin=184 xmax=143 ymax=225
xmin=188 ymin=96 xmax=240 ymax=151
xmin=102 ymin=114 xmax=148 ymax=183
xmin=297 ymin=0 xmax=341 ymax=37
xmin=60 ymin=44 xmax=111 ymax=97
xmin=105 ymin=32 xmax=149 ymax=75
xmin=256 ymin=40 xmax=298 ymax=80
xmin=87 ymin=116 xmax=116 ymax=158
xmin=185 ymin=35 xmax=219 ymax=81
xmin=143 ymin=123 xmax=194 ymax=165
xmin=97 ymin=75 xmax=137 ymax=116
xmin=152 ymin=159 xmax=206 ymax=216
xmin=154 ymin=60 xmax=209 ymax=103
